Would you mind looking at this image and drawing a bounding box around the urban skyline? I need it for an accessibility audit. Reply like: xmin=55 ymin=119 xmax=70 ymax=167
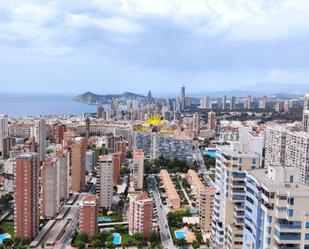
xmin=2 ymin=1 xmax=309 ymax=249
xmin=1 ymin=1 xmax=309 ymax=93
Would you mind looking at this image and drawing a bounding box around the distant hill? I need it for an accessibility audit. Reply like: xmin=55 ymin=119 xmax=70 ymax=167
xmin=73 ymin=91 xmax=145 ymax=104
xmin=189 ymin=82 xmax=309 ymax=98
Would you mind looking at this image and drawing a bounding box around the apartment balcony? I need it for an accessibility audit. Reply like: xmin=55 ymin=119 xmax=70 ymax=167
xmin=275 ymin=221 xmax=302 ymax=233
xmin=230 ymin=194 xmax=245 ymax=203
xmin=274 ymin=243 xmax=300 ymax=249
xmin=274 ymin=231 xmax=301 ymax=243
xmin=233 ymin=216 xmax=244 ymax=226
xmin=230 ymin=181 xmax=246 ymax=188
xmin=234 ymin=210 xmax=245 ymax=218
xmin=234 ymin=204 xmax=245 ymax=211
xmin=231 ymin=172 xmax=246 ymax=181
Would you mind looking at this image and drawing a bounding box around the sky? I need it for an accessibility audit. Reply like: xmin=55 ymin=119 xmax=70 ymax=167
xmin=0 ymin=0 xmax=309 ymax=95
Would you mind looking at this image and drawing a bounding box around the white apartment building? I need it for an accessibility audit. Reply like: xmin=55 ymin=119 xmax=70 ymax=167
xmin=244 ymin=166 xmax=309 ymax=249
xmin=211 ymin=142 xmax=260 ymax=249
xmin=303 ymin=93 xmax=309 ymax=132
xmin=133 ymin=149 xmax=144 ymax=191
xmin=97 ymin=155 xmax=113 ymax=209
xmin=265 ymin=126 xmax=309 ymax=185
xmin=0 ymin=114 xmax=8 ymax=156
xmin=285 ymin=131 xmax=309 ymax=185
xmin=264 ymin=126 xmax=287 ymax=167
xmin=30 ymin=119 xmax=46 ymax=162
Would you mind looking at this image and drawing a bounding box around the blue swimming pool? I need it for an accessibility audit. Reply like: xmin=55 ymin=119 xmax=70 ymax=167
xmin=204 ymin=149 xmax=216 ymax=158
xmin=98 ymin=217 xmax=112 ymax=222
xmin=112 ymin=233 xmax=121 ymax=245
xmin=0 ymin=233 xmax=11 ymax=244
xmin=189 ymin=207 xmax=198 ymax=214
xmin=175 ymin=230 xmax=189 ymax=239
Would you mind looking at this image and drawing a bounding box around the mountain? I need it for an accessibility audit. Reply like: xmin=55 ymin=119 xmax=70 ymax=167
xmin=73 ymin=91 xmax=145 ymax=104
xmin=239 ymin=82 xmax=309 ymax=95
xmin=189 ymin=82 xmax=309 ymax=98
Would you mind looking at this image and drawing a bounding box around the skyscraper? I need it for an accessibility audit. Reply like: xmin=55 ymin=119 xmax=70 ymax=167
xmin=31 ymin=119 xmax=46 ymax=162
xmin=85 ymin=117 xmax=90 ymax=138
xmin=207 ymin=111 xmax=216 ymax=131
xmin=193 ymin=112 xmax=200 ymax=136
xmin=113 ymin=152 xmax=121 ymax=186
xmin=244 ymin=95 xmax=253 ymax=109
xmin=116 ymin=140 xmax=127 ymax=163
xmin=97 ymin=155 xmax=113 ymax=209
xmin=211 ymin=143 xmax=260 ymax=249
xmin=14 ymin=153 xmax=39 ymax=239
xmin=133 ymin=149 xmax=144 ymax=191
xmin=51 ymin=123 xmax=67 ymax=144
xmin=147 ymin=90 xmax=152 ymax=103
xmin=222 ymin=95 xmax=227 ymax=110
xmin=42 ymin=158 xmax=58 ymax=219
xmin=79 ymin=195 xmax=98 ymax=238
xmin=259 ymin=95 xmax=267 ymax=109
xmin=0 ymin=114 xmax=8 ymax=139
xmin=55 ymin=148 xmax=70 ymax=202
xmin=96 ymin=106 xmax=104 ymax=118
xmin=243 ymin=166 xmax=309 ymax=249
xmin=71 ymin=137 xmax=87 ymax=192
xmin=199 ymin=186 xmax=215 ymax=235
xmin=230 ymin=96 xmax=236 ymax=110
xmin=181 ymin=86 xmax=186 ymax=111
xmin=200 ymin=96 xmax=211 ymax=109
xmin=0 ymin=114 xmax=8 ymax=157
xmin=129 ymin=193 xmax=153 ymax=238
xmin=303 ymin=93 xmax=309 ymax=132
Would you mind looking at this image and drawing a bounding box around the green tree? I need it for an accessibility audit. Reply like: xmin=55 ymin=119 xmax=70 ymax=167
xmin=76 ymin=231 xmax=89 ymax=243
xmin=105 ymin=241 xmax=115 ymax=248
xmin=149 ymin=231 xmax=159 ymax=245
xmin=21 ymin=237 xmax=31 ymax=245
xmin=175 ymin=238 xmax=186 ymax=247
xmin=90 ymin=239 xmax=103 ymax=248
xmin=3 ymin=238 xmax=13 ymax=248
xmin=12 ymin=236 xmax=21 ymax=246
xmin=76 ymin=241 xmax=85 ymax=249
xmin=192 ymin=240 xmax=200 ymax=249
xmin=133 ymin=232 xmax=143 ymax=242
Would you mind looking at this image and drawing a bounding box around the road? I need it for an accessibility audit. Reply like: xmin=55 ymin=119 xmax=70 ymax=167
xmin=30 ymin=193 xmax=88 ymax=248
xmin=148 ymin=176 xmax=175 ymax=249
xmin=194 ymin=149 xmax=214 ymax=186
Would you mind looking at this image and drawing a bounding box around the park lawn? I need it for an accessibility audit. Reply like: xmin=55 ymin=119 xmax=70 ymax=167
xmin=0 ymin=222 xmax=14 ymax=236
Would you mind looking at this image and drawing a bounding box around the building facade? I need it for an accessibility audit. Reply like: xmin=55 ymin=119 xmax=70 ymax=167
xmin=129 ymin=193 xmax=153 ymax=238
xmin=244 ymin=166 xmax=309 ymax=249
xmin=211 ymin=142 xmax=260 ymax=249
xmin=79 ymin=195 xmax=98 ymax=238
xmin=97 ymin=155 xmax=113 ymax=209
xmin=14 ymin=153 xmax=39 ymax=239
xmin=133 ymin=149 xmax=144 ymax=191
xmin=71 ymin=137 xmax=87 ymax=192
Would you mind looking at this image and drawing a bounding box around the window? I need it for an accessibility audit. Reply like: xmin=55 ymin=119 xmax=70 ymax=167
xmin=306 ymin=222 xmax=309 ymax=229
xmin=267 ymin=227 xmax=272 ymax=234
xmin=306 ymin=234 xmax=309 ymax=240
xmin=290 ymin=175 xmax=294 ymax=183
xmin=267 ymin=216 xmax=272 ymax=223
xmin=287 ymin=197 xmax=294 ymax=205
xmin=287 ymin=209 xmax=294 ymax=217
xmin=267 ymin=238 xmax=271 ymax=245
xmin=252 ymin=159 xmax=256 ymax=164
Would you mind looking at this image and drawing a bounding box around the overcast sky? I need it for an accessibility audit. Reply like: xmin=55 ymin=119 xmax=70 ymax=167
xmin=0 ymin=0 xmax=309 ymax=94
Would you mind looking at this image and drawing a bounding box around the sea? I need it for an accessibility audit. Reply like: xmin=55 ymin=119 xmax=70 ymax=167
xmin=0 ymin=93 xmax=99 ymax=117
